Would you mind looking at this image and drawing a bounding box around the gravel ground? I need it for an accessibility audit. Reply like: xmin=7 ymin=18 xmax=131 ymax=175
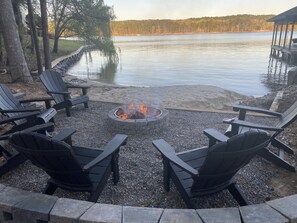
xmin=0 ymin=100 xmax=288 ymax=209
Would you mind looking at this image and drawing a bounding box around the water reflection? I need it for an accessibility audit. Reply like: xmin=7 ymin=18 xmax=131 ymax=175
xmin=67 ymin=50 xmax=117 ymax=83
xmin=67 ymin=32 xmax=297 ymax=97
xmin=263 ymin=56 xmax=291 ymax=91
xmin=99 ymin=60 xmax=117 ymax=83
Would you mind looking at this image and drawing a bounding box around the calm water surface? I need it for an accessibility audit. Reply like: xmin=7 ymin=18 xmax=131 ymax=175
xmin=68 ymin=32 xmax=294 ymax=97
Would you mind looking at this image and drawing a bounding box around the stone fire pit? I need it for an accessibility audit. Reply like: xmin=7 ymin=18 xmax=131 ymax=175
xmin=108 ymin=103 xmax=169 ymax=134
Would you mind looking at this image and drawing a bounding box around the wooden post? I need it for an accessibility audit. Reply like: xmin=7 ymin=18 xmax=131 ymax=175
xmin=274 ymin=24 xmax=279 ymax=46
xmin=277 ymin=23 xmax=284 ymax=57
xmin=289 ymin=21 xmax=295 ymax=50
xmin=271 ymin=23 xmax=276 ymax=46
xmin=278 ymin=23 xmax=284 ymax=47
xmin=271 ymin=23 xmax=277 ymax=55
xmin=283 ymin=21 xmax=289 ymax=48
xmin=272 ymin=24 xmax=279 ymax=56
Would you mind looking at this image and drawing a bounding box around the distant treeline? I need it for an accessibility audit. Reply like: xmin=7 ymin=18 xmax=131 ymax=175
xmin=110 ymin=15 xmax=275 ymax=36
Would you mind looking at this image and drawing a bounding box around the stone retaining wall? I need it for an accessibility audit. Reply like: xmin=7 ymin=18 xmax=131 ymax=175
xmin=0 ymin=184 xmax=296 ymax=223
xmin=288 ymin=67 xmax=297 ymax=86
xmin=51 ymin=45 xmax=95 ymax=74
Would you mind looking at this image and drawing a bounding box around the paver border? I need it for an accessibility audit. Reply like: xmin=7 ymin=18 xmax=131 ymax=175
xmin=0 ymin=184 xmax=296 ymax=223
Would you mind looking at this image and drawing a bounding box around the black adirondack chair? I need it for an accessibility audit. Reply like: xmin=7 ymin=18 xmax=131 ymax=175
xmin=224 ymin=103 xmax=297 ymax=172
xmin=0 ymin=122 xmax=54 ymax=176
xmin=9 ymin=131 xmax=128 ymax=202
xmin=153 ymin=129 xmax=270 ymax=208
xmin=40 ymin=70 xmax=90 ymax=117
xmin=0 ymin=84 xmax=57 ymax=133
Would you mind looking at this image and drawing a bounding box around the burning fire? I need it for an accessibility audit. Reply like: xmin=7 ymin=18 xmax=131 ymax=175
xmin=116 ymin=103 xmax=160 ymax=120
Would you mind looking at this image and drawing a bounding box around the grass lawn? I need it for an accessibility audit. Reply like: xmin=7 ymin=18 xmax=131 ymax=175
xmin=50 ymin=38 xmax=85 ymax=59
xmin=24 ymin=35 xmax=84 ymax=71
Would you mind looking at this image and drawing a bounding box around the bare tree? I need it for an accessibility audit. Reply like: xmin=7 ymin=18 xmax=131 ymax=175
xmin=0 ymin=0 xmax=33 ymax=82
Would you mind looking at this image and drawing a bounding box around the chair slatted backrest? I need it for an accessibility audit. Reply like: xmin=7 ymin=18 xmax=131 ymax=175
xmin=0 ymin=84 xmax=26 ymax=125
xmin=40 ymin=70 xmax=69 ymax=104
xmin=192 ymin=131 xmax=270 ymax=191
xmin=275 ymin=100 xmax=297 ymax=129
xmin=10 ymin=132 xmax=92 ymax=187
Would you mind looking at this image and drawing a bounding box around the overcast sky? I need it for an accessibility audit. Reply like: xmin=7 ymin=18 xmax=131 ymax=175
xmin=104 ymin=0 xmax=296 ymax=20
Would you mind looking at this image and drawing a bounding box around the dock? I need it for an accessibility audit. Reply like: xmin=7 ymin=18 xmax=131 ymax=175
xmin=268 ymin=6 xmax=297 ymax=65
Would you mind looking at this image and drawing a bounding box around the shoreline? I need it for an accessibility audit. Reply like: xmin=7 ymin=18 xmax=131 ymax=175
xmin=4 ymin=69 xmax=277 ymax=114
xmin=64 ymin=74 xmax=251 ymax=112
xmin=110 ymin=30 xmax=273 ymax=37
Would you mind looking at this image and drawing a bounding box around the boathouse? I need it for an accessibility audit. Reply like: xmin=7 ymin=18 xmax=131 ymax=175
xmin=268 ymin=6 xmax=297 ymax=64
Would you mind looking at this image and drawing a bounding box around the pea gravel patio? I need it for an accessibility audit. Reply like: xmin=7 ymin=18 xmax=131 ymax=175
xmin=0 ymin=101 xmax=283 ymax=209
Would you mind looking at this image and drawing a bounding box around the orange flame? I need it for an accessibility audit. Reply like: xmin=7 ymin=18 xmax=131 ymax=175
xmin=129 ymin=103 xmax=135 ymax=110
xmin=118 ymin=103 xmax=151 ymax=120
xmin=120 ymin=114 xmax=128 ymax=120
xmin=139 ymin=104 xmax=148 ymax=116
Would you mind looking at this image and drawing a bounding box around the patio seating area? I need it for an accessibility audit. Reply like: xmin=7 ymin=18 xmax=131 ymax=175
xmin=1 ymin=100 xmax=293 ymax=209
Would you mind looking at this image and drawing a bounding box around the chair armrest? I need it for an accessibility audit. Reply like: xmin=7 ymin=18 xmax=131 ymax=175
xmin=1 ymin=123 xmax=54 ymax=140
xmin=52 ymin=128 xmax=76 ymax=145
xmin=66 ymin=84 xmax=91 ymax=89
xmin=83 ymin=134 xmax=128 ymax=171
xmin=203 ymin=128 xmax=229 ymax=145
xmin=0 ymin=108 xmax=40 ymax=114
xmin=13 ymin=92 xmax=26 ymax=99
xmin=19 ymin=97 xmax=54 ymax=103
xmin=0 ymin=111 xmax=40 ymax=125
xmin=152 ymin=139 xmax=198 ymax=176
xmin=47 ymin=90 xmax=70 ymax=96
xmin=66 ymin=84 xmax=90 ymax=95
xmin=224 ymin=119 xmax=283 ymax=132
xmin=20 ymin=97 xmax=54 ymax=109
xmin=233 ymin=104 xmax=283 ymax=117
xmin=21 ymin=122 xmax=54 ymax=133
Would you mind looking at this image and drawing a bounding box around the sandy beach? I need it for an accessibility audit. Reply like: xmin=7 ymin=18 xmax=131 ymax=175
xmin=64 ymin=75 xmax=250 ymax=112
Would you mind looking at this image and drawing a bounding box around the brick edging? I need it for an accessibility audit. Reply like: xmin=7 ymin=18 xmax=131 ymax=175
xmin=0 ymin=184 xmax=296 ymax=223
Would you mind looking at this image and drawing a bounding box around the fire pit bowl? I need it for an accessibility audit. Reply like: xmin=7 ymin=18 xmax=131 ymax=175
xmin=108 ymin=104 xmax=169 ymax=134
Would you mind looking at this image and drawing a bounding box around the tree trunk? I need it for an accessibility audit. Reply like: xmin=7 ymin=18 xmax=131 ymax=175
xmin=53 ymin=36 xmax=59 ymax=53
xmin=40 ymin=0 xmax=51 ymax=69
xmin=12 ymin=0 xmax=24 ymax=44
xmin=0 ymin=0 xmax=33 ymax=82
xmin=27 ymin=0 xmax=43 ymax=74
xmin=0 ymin=30 xmax=3 ymax=65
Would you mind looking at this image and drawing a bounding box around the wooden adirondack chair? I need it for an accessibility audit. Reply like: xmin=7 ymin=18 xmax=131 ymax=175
xmin=40 ymin=70 xmax=90 ymax=117
xmin=224 ymin=102 xmax=297 ymax=172
xmin=0 ymin=122 xmax=54 ymax=176
xmin=0 ymin=84 xmax=57 ymax=133
xmin=9 ymin=131 xmax=128 ymax=202
xmin=153 ymin=129 xmax=270 ymax=208
xmin=0 ymin=84 xmax=56 ymax=176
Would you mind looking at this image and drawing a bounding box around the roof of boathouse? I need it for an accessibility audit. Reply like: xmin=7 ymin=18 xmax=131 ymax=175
xmin=268 ymin=6 xmax=297 ymax=23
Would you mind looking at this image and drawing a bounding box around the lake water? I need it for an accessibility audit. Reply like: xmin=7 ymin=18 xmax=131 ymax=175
xmin=67 ymin=32 xmax=295 ymax=97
